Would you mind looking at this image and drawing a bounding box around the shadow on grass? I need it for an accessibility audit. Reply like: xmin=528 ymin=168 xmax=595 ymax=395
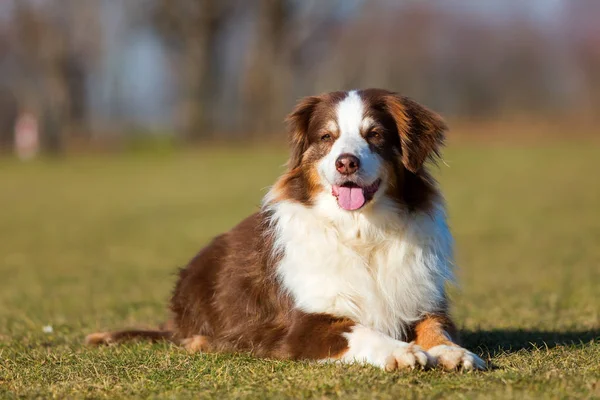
xmin=461 ymin=329 xmax=600 ymax=356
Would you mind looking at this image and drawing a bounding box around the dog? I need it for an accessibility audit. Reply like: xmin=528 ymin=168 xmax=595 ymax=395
xmin=86 ymin=89 xmax=486 ymax=371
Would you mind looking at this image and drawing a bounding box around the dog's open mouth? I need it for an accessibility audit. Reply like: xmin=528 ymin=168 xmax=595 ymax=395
xmin=332 ymin=179 xmax=381 ymax=211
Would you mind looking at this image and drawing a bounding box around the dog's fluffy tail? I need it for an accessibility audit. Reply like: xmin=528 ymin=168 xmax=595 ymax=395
xmin=85 ymin=329 xmax=175 ymax=346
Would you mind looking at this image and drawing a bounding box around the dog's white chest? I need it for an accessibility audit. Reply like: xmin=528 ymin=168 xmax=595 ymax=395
xmin=269 ymin=200 xmax=453 ymax=340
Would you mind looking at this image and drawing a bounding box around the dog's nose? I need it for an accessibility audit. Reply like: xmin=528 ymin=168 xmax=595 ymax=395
xmin=335 ymin=154 xmax=360 ymax=175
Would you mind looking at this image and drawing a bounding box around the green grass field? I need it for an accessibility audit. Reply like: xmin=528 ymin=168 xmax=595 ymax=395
xmin=1 ymin=142 xmax=599 ymax=399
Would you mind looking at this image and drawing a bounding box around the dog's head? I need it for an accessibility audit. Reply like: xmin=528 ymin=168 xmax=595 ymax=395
xmin=272 ymin=89 xmax=447 ymax=213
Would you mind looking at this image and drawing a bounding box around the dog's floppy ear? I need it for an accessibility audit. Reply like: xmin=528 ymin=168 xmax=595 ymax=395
xmin=285 ymin=96 xmax=321 ymax=170
xmin=384 ymin=94 xmax=447 ymax=173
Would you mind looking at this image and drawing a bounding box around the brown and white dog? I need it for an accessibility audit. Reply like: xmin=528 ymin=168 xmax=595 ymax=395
xmin=87 ymin=89 xmax=486 ymax=371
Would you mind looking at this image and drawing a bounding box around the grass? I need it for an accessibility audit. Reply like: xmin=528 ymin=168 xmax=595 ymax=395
xmin=0 ymin=141 xmax=599 ymax=399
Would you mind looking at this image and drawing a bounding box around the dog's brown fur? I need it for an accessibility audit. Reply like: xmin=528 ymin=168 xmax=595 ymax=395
xmin=86 ymin=89 xmax=472 ymax=367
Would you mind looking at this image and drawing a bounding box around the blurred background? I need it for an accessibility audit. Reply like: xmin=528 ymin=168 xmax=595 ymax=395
xmin=0 ymin=0 xmax=599 ymax=156
xmin=2 ymin=3 xmax=600 ymax=397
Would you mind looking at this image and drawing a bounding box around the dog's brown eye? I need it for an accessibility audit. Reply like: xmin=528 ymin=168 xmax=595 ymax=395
xmin=321 ymin=133 xmax=332 ymax=142
xmin=368 ymin=131 xmax=381 ymax=139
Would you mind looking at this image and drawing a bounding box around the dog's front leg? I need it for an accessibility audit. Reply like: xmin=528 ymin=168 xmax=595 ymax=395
xmin=282 ymin=313 xmax=429 ymax=371
xmin=412 ymin=314 xmax=486 ymax=370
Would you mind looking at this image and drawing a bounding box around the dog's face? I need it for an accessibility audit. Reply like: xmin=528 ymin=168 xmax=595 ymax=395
xmin=279 ymin=89 xmax=447 ymax=212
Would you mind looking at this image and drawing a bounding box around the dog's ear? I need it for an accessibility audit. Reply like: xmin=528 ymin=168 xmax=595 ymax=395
xmin=384 ymin=94 xmax=447 ymax=173
xmin=285 ymin=96 xmax=321 ymax=170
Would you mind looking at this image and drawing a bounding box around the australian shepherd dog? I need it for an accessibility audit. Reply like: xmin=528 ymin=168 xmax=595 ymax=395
xmin=87 ymin=89 xmax=486 ymax=371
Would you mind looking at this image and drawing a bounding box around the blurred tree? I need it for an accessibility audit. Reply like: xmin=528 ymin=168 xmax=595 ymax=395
xmin=11 ymin=2 xmax=64 ymax=153
xmin=566 ymin=0 xmax=600 ymax=116
xmin=242 ymin=0 xmax=292 ymax=135
xmin=7 ymin=0 xmax=101 ymax=154
xmin=241 ymin=0 xmax=347 ymax=135
xmin=0 ymin=86 xmax=18 ymax=151
xmin=152 ymin=0 xmax=237 ymax=141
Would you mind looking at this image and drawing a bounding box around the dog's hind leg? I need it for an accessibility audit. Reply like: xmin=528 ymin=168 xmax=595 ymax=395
xmin=180 ymin=335 xmax=212 ymax=353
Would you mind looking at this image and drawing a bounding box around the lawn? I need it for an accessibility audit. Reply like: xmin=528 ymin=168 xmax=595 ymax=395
xmin=1 ymin=141 xmax=599 ymax=399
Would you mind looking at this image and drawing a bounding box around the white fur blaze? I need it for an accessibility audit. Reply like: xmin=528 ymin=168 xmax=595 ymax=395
xmin=340 ymin=325 xmax=431 ymax=370
xmin=428 ymin=345 xmax=486 ymax=371
xmin=318 ymin=90 xmax=382 ymax=187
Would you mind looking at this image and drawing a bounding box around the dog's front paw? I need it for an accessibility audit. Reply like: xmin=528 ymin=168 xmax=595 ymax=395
xmin=340 ymin=325 xmax=433 ymax=371
xmin=383 ymin=343 xmax=430 ymax=371
xmin=428 ymin=345 xmax=486 ymax=371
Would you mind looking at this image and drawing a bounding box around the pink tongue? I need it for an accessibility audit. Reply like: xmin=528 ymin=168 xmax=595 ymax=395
xmin=336 ymin=186 xmax=366 ymax=210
